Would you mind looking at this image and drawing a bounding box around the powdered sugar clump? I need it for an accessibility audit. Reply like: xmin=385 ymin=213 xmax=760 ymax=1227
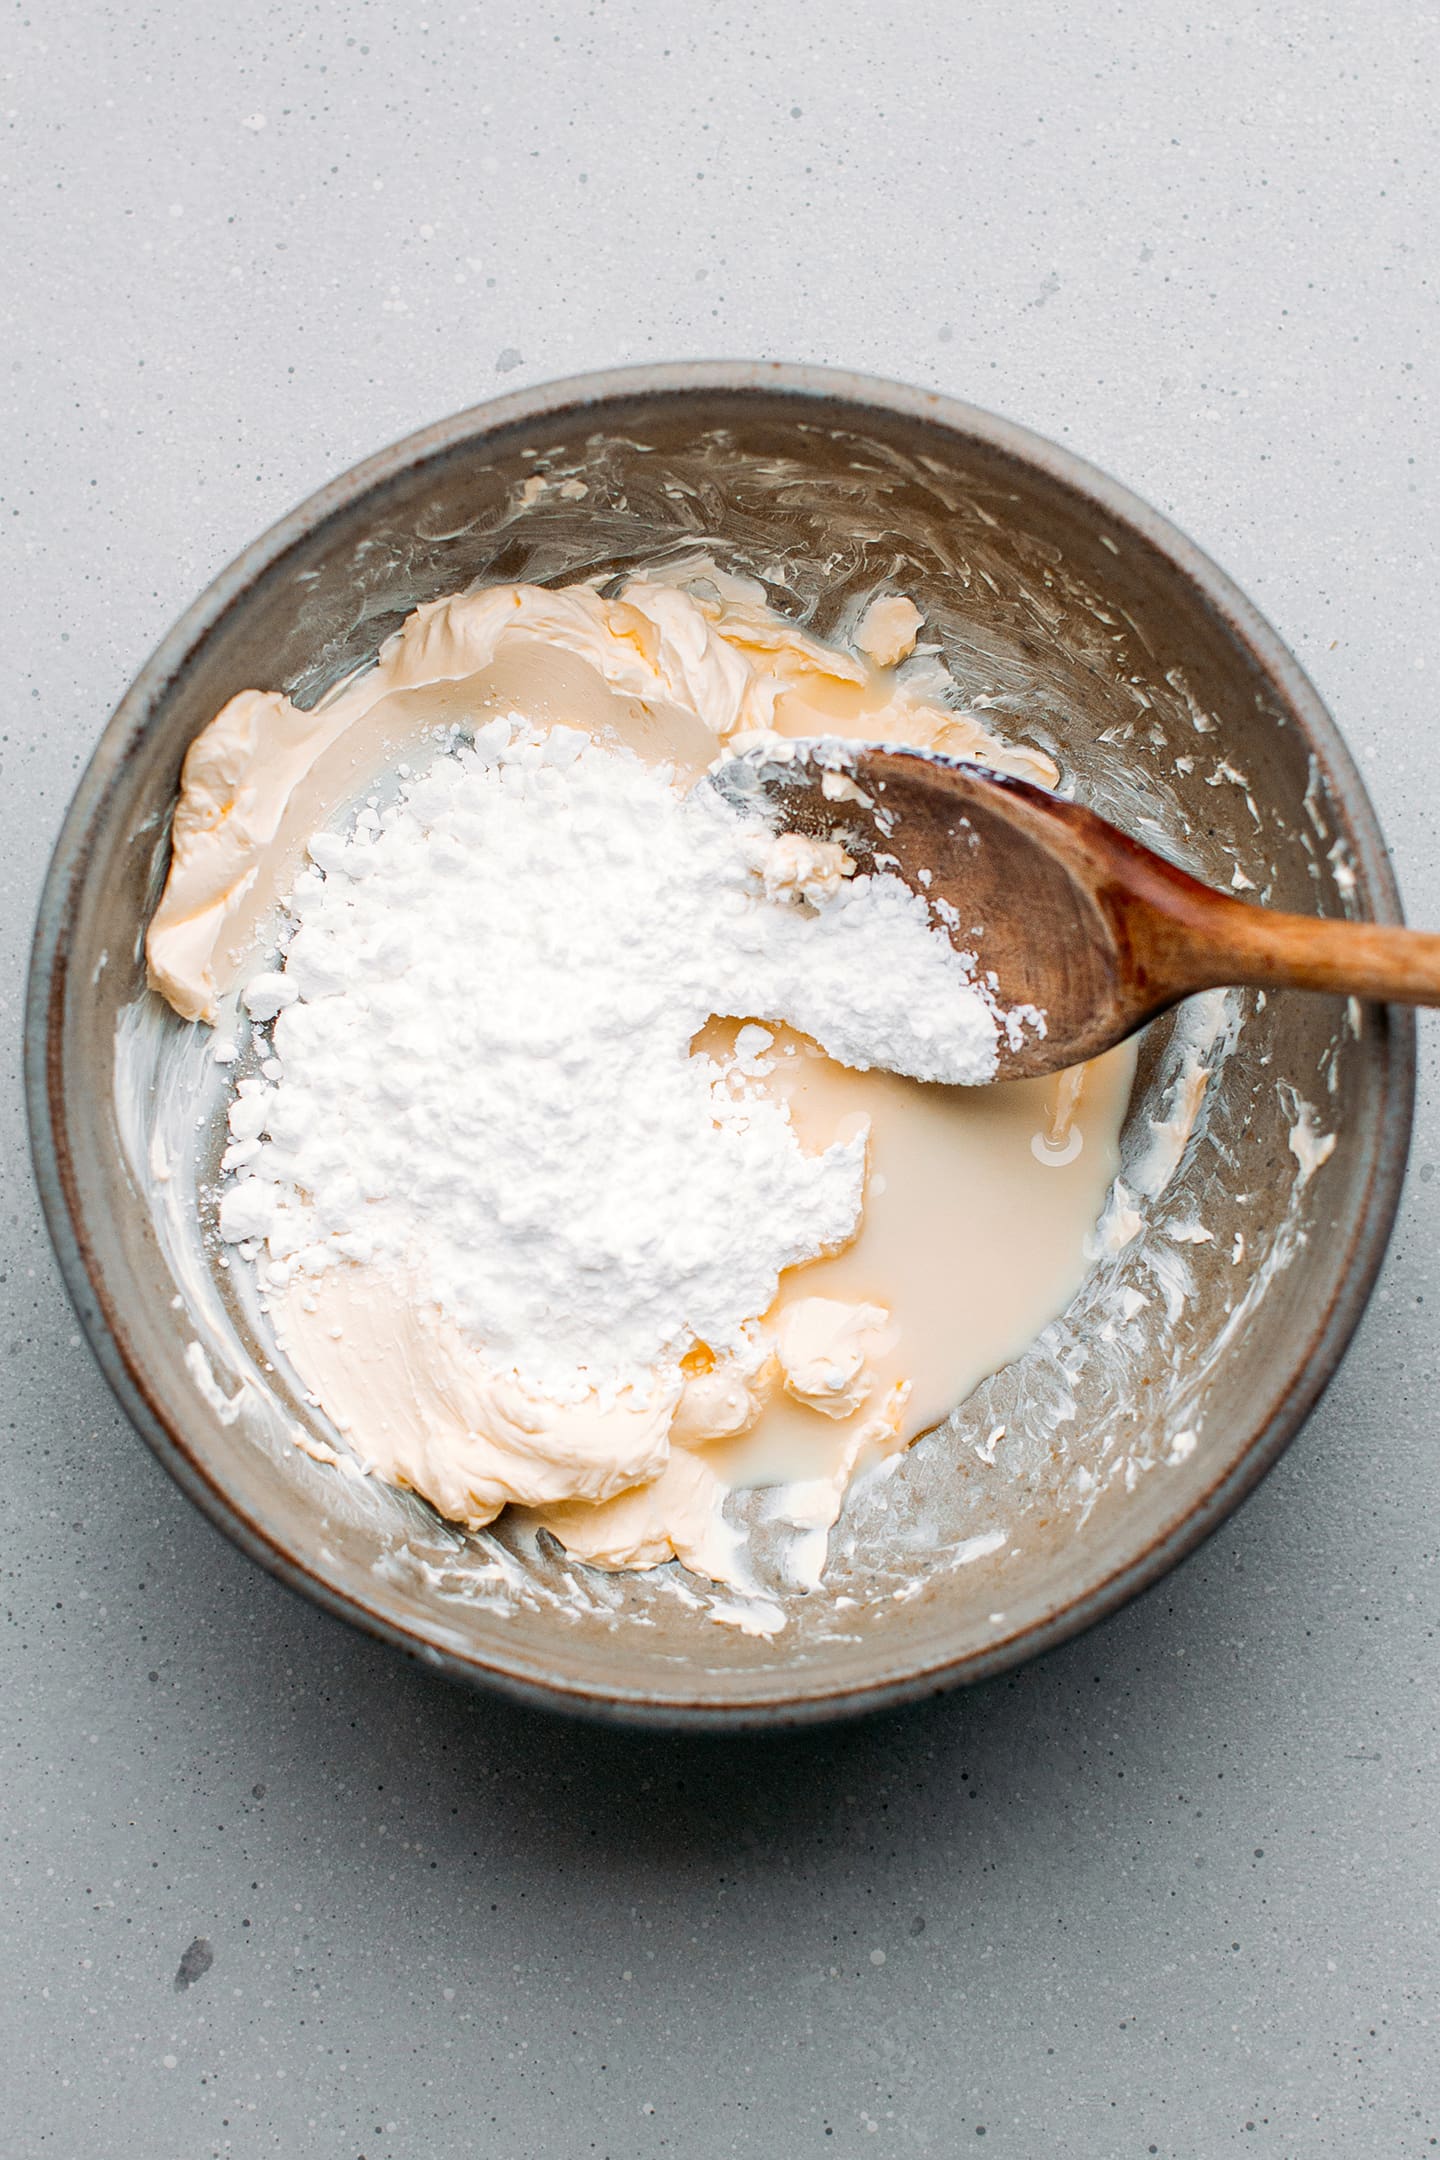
xmin=219 ymin=720 xmax=1009 ymax=1395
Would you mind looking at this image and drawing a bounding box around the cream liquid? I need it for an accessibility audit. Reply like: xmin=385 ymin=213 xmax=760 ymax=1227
xmin=691 ymin=1022 xmax=1137 ymax=1491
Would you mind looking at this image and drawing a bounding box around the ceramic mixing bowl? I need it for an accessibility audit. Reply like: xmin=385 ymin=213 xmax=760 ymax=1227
xmin=26 ymin=364 xmax=1413 ymax=1725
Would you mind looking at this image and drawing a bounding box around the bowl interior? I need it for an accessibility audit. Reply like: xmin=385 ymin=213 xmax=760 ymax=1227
xmin=34 ymin=372 xmax=1410 ymax=1720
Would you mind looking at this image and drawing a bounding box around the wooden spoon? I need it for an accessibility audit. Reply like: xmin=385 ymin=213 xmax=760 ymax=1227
xmin=727 ymin=743 xmax=1440 ymax=1081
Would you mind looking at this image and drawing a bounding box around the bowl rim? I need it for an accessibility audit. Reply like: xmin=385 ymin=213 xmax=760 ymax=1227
xmin=25 ymin=359 xmax=1416 ymax=1728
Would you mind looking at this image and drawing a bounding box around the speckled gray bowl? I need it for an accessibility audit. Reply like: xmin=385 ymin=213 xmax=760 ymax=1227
xmin=26 ymin=363 xmax=1413 ymax=1725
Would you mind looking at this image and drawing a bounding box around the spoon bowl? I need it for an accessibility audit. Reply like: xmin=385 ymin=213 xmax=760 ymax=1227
xmin=728 ymin=741 xmax=1440 ymax=1080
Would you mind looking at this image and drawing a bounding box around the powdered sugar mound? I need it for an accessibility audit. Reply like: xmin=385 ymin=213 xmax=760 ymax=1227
xmin=220 ymin=720 xmax=1006 ymax=1395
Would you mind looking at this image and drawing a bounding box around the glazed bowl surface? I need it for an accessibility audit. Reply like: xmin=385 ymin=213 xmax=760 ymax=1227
xmin=27 ymin=362 xmax=1413 ymax=1724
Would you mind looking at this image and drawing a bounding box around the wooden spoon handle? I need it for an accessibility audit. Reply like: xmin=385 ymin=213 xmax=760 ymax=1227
xmin=1128 ymin=875 xmax=1440 ymax=1008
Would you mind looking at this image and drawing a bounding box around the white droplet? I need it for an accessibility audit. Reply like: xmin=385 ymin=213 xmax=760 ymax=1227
xmin=1031 ymin=1127 xmax=1083 ymax=1167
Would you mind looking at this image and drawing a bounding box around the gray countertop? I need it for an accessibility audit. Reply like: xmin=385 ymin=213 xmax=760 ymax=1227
xmin=4 ymin=5 xmax=1437 ymax=2154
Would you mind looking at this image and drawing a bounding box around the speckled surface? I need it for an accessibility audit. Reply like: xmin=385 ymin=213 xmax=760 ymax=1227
xmin=4 ymin=5 xmax=1439 ymax=2154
